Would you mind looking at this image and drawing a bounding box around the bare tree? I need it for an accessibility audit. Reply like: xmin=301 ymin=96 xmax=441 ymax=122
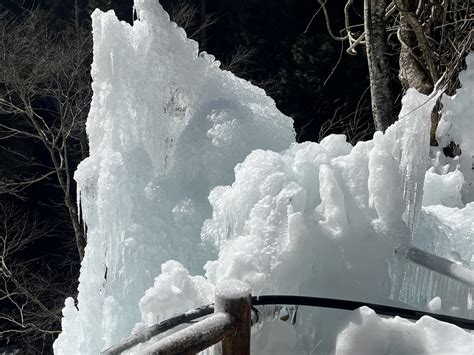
xmin=309 ymin=0 xmax=473 ymax=134
xmin=0 ymin=201 xmax=76 ymax=353
xmin=393 ymin=0 xmax=472 ymax=146
xmin=0 ymin=8 xmax=91 ymax=260
xmin=221 ymin=45 xmax=257 ymax=73
xmin=318 ymin=94 xmax=374 ymax=144
xmin=167 ymin=0 xmax=217 ymax=46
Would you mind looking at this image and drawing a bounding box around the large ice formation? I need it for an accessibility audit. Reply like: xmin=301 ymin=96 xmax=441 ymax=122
xmin=54 ymin=2 xmax=294 ymax=353
xmin=54 ymin=1 xmax=474 ymax=354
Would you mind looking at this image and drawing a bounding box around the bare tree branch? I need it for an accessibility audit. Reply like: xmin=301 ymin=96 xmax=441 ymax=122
xmin=0 ymin=201 xmax=76 ymax=352
xmin=0 ymin=7 xmax=90 ymax=260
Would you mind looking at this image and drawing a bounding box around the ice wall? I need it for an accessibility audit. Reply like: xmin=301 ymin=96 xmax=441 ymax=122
xmin=54 ymin=1 xmax=294 ymax=353
xmin=54 ymin=0 xmax=474 ymax=352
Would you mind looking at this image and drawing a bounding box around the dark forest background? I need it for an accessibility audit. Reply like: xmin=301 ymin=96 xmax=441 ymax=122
xmin=0 ymin=0 xmax=470 ymax=353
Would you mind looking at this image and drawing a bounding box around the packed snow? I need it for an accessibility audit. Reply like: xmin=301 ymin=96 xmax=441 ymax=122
xmin=335 ymin=307 xmax=473 ymax=355
xmin=54 ymin=1 xmax=474 ymax=354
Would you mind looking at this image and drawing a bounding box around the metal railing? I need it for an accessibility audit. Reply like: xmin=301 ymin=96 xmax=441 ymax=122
xmin=102 ymin=247 xmax=474 ymax=354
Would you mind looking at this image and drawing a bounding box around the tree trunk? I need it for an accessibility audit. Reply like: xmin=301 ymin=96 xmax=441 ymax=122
xmin=364 ymin=0 xmax=396 ymax=131
xmin=398 ymin=16 xmax=433 ymax=95
xmin=394 ymin=0 xmax=441 ymax=144
xmin=395 ymin=0 xmax=438 ymax=94
xmin=65 ymin=195 xmax=86 ymax=261
xmin=80 ymin=129 xmax=89 ymax=160
xmin=49 ymin=146 xmax=86 ymax=261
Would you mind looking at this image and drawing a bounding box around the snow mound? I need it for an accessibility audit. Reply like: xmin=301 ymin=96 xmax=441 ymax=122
xmin=335 ymin=307 xmax=473 ymax=355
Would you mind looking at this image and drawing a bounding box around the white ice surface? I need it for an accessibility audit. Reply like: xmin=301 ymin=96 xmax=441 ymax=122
xmin=335 ymin=307 xmax=473 ymax=355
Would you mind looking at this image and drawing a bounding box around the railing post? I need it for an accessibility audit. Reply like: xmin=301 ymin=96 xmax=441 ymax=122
xmin=214 ymin=279 xmax=251 ymax=355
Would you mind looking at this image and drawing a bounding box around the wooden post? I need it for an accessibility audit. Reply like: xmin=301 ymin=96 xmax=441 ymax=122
xmin=214 ymin=279 xmax=251 ymax=355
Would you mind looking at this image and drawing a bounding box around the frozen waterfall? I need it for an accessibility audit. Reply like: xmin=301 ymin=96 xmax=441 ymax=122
xmin=54 ymin=1 xmax=474 ymax=354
